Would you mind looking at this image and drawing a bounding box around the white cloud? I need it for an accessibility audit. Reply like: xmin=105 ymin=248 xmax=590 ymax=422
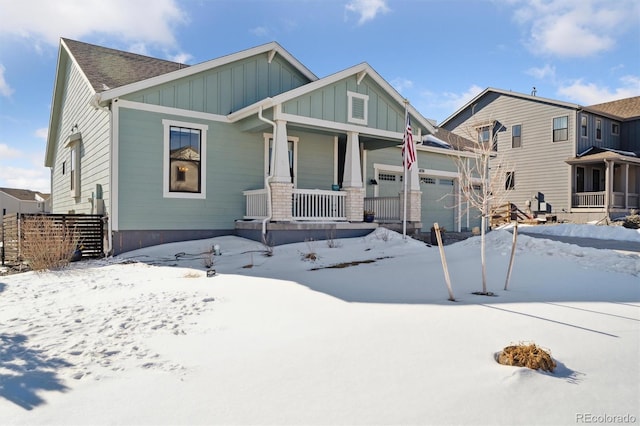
xmin=510 ymin=0 xmax=638 ymax=58
xmin=391 ymin=77 xmax=413 ymax=95
xmin=345 ymin=0 xmax=390 ymax=25
xmin=0 ymin=143 xmax=22 ymax=159
xmin=250 ymin=26 xmax=270 ymax=37
xmin=526 ymin=64 xmax=556 ymax=80
xmin=169 ymin=52 xmax=193 ymax=64
xmin=557 ymin=75 xmax=640 ymax=105
xmin=440 ymin=85 xmax=484 ymax=114
xmin=34 ymin=128 xmax=48 ymax=139
xmin=0 ymin=0 xmax=188 ymax=48
xmin=0 ymin=64 xmax=14 ymax=97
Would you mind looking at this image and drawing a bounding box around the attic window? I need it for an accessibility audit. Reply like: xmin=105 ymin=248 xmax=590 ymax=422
xmin=347 ymin=91 xmax=368 ymax=125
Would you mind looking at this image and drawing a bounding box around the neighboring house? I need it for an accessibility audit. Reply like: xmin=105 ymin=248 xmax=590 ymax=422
xmin=0 ymin=187 xmax=49 ymax=216
xmin=44 ymin=39 xmax=480 ymax=254
xmin=440 ymin=88 xmax=640 ymax=223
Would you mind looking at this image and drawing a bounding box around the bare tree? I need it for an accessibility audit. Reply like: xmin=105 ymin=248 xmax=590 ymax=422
xmin=445 ymin=123 xmax=513 ymax=295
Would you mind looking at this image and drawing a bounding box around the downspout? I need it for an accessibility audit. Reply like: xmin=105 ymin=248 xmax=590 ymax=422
xmin=90 ymin=93 xmax=113 ymax=255
xmin=257 ymin=106 xmax=276 ymax=236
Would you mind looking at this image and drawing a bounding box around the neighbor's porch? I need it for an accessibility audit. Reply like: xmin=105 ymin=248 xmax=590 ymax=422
xmin=567 ymin=151 xmax=640 ymax=215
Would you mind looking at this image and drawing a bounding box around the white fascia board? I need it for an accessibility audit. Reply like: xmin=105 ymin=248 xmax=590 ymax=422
xmin=278 ymin=112 xmax=403 ymax=140
xmin=115 ymin=99 xmax=229 ymax=123
xmin=98 ymin=42 xmax=317 ymax=105
xmin=230 ymin=62 xmax=436 ymax=135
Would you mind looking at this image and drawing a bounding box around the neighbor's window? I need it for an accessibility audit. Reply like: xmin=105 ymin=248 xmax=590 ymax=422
xmin=553 ymin=116 xmax=568 ymax=142
xmin=347 ymin=91 xmax=369 ymax=125
xmin=580 ymin=115 xmax=588 ymax=137
xmin=162 ymin=119 xmax=208 ymax=199
xmin=505 ymin=171 xmax=515 ymax=190
xmin=512 ymin=124 xmax=522 ymax=148
xmin=596 ymin=118 xmax=602 ymax=140
xmin=612 ymin=122 xmax=620 ymax=135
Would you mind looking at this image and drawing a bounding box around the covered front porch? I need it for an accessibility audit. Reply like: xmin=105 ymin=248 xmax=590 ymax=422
xmin=566 ymin=148 xmax=640 ymax=217
xmin=235 ymin=119 xmax=424 ymax=243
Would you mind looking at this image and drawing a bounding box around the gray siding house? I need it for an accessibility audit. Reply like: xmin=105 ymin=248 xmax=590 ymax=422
xmin=440 ymin=88 xmax=640 ymax=223
xmin=45 ymin=39 xmax=479 ymax=254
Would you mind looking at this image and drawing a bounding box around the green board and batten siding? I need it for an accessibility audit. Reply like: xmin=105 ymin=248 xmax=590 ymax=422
xmin=50 ymin=54 xmax=111 ymax=215
xmin=283 ymin=75 xmax=406 ymax=133
xmin=123 ymin=54 xmax=310 ymax=114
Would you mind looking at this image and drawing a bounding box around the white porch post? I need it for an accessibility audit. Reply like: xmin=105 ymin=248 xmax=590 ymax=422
xmin=343 ymin=131 xmax=364 ymax=222
xmin=343 ymin=131 xmax=363 ymax=187
xmin=604 ymin=160 xmax=611 ymax=214
xmin=624 ymin=163 xmax=629 ymax=209
xmin=400 ymin=161 xmax=422 ymax=228
xmin=273 ymin=119 xmax=291 ymax=183
xmin=270 ymin=119 xmax=293 ymax=221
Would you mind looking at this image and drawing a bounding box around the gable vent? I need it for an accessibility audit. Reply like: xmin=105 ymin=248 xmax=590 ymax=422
xmin=347 ymin=91 xmax=369 ymax=125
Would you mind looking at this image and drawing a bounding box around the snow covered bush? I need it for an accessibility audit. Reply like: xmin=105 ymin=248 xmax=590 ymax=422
xmin=20 ymin=215 xmax=79 ymax=271
xmin=622 ymin=210 xmax=639 ymax=229
xmin=496 ymin=342 xmax=556 ymax=372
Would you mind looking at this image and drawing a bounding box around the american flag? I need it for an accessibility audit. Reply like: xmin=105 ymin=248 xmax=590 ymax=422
xmin=402 ymin=114 xmax=416 ymax=170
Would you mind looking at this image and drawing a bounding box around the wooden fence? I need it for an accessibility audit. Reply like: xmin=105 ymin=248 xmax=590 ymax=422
xmin=1 ymin=213 xmax=105 ymax=266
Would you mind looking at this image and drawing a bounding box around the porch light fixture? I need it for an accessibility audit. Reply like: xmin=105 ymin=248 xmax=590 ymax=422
xmin=369 ymin=179 xmax=378 ymax=185
xmin=178 ymin=166 xmax=189 ymax=172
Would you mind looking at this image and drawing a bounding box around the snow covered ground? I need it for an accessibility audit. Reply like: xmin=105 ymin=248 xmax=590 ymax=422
xmin=1 ymin=224 xmax=639 ymax=425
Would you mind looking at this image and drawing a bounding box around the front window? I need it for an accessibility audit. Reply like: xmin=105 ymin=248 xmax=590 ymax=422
xmin=596 ymin=119 xmax=602 ymax=140
xmin=163 ymin=119 xmax=208 ymax=199
xmin=477 ymin=125 xmax=496 ymax=151
xmin=512 ymin=124 xmax=522 ymax=148
xmin=553 ymin=116 xmax=568 ymax=142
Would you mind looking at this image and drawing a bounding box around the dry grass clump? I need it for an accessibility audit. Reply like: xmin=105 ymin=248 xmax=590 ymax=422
xmin=21 ymin=215 xmax=79 ymax=271
xmin=497 ymin=342 xmax=556 ymax=372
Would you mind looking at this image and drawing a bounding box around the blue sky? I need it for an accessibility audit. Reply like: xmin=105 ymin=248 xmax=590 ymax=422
xmin=0 ymin=0 xmax=639 ymax=193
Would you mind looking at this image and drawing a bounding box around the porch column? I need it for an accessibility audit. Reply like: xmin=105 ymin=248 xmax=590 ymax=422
xmin=270 ymin=119 xmax=293 ymax=221
xmin=343 ymin=131 xmax=364 ymax=222
xmin=624 ymin=163 xmax=629 ymax=209
xmin=604 ymin=160 xmax=611 ymax=213
xmin=272 ymin=119 xmax=291 ymax=183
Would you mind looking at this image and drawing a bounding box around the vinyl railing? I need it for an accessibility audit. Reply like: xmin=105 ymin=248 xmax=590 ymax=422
xmin=572 ymin=191 xmax=605 ymax=207
xmin=243 ymin=189 xmax=269 ymax=219
xmin=293 ymin=189 xmax=346 ymax=221
xmin=364 ymin=196 xmax=401 ymax=221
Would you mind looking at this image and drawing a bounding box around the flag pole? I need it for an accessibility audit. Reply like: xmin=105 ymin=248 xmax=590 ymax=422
xmin=402 ymin=100 xmax=409 ymax=239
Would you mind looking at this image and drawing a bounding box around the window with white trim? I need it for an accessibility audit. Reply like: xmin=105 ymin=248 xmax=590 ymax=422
xmin=595 ymin=118 xmax=602 ymax=140
xmin=347 ymin=91 xmax=369 ymax=125
xmin=163 ymin=119 xmax=208 ymax=199
xmin=66 ymin=133 xmax=81 ymax=198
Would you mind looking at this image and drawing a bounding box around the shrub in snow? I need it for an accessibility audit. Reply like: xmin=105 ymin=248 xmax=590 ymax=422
xmin=496 ymin=342 xmax=556 ymax=372
xmin=622 ymin=210 xmax=639 ymax=229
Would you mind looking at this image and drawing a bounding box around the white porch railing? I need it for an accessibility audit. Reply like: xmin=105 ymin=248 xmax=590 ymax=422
xmin=243 ymin=188 xmax=347 ymax=220
xmin=572 ymin=191 xmax=605 ymax=207
xmin=572 ymin=191 xmax=640 ymax=208
xmin=293 ymin=189 xmax=346 ymax=221
xmin=243 ymin=189 xmax=268 ymax=219
xmin=364 ymin=196 xmax=401 ymax=221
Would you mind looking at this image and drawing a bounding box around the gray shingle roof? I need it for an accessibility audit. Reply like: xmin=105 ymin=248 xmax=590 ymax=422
xmin=0 ymin=187 xmax=49 ymax=201
xmin=63 ymin=38 xmax=188 ymax=92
